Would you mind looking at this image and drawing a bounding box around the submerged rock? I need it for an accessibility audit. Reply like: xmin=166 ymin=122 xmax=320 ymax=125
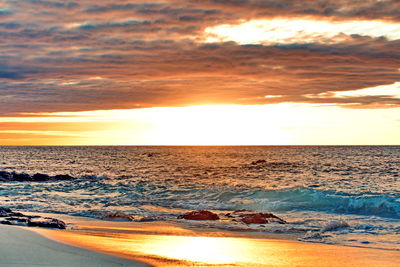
xmin=321 ymin=220 xmax=350 ymax=232
xmin=0 ymin=171 xmax=12 ymax=181
xmin=226 ymin=210 xmax=287 ymax=225
xmin=134 ymin=216 xmax=157 ymax=222
xmin=0 ymin=207 xmax=25 ymax=217
xmin=0 ymin=207 xmax=66 ymax=229
xmin=251 ymin=159 xmax=267 ymax=165
xmin=0 ymin=171 xmax=75 ymax=182
xmin=241 ymin=213 xmax=269 ymax=224
xmin=102 ymin=212 xmax=157 ymax=222
xmin=178 ymin=210 xmax=220 ymax=220
xmin=12 ymin=172 xmax=31 ymax=181
xmin=0 ymin=207 xmax=13 ymax=216
xmin=28 ymin=217 xmax=66 ymax=229
xmin=2 ymin=216 xmax=30 ymax=226
xmin=32 ymin=173 xmax=50 ymax=181
xmin=52 ymin=174 xmax=74 ymax=180
xmin=102 ymin=212 xmax=134 ymax=221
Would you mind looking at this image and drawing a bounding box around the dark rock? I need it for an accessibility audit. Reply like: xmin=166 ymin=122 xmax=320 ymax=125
xmin=225 ymin=209 xmax=250 ymax=218
xmin=132 ymin=216 xmax=157 ymax=222
xmin=32 ymin=173 xmax=50 ymax=181
xmin=5 ymin=216 xmax=30 ymax=225
xmin=0 ymin=207 xmax=24 ymax=217
xmin=0 ymin=171 xmax=75 ymax=182
xmin=178 ymin=210 xmax=220 ymax=220
xmin=228 ymin=210 xmax=287 ymax=224
xmin=28 ymin=217 xmax=66 ymax=229
xmin=11 ymin=172 xmax=31 ymax=181
xmin=0 ymin=207 xmax=12 ymax=216
xmin=0 ymin=207 xmax=67 ymax=229
xmin=0 ymin=171 xmax=12 ymax=181
xmin=101 ymin=212 xmax=157 ymax=222
xmin=51 ymin=174 xmax=74 ymax=180
xmin=241 ymin=213 xmax=268 ymax=224
xmin=10 ymin=211 xmax=25 ymax=217
xmin=262 ymin=212 xmax=287 ymax=224
xmin=251 ymin=159 xmax=267 ymax=165
xmin=102 ymin=212 xmax=133 ymax=221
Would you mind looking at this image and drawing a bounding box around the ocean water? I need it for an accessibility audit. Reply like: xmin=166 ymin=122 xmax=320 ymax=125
xmin=0 ymin=146 xmax=399 ymax=250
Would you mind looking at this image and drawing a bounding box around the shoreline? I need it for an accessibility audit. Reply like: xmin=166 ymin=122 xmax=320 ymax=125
xmin=20 ymin=213 xmax=400 ymax=266
xmin=0 ymin=224 xmax=148 ymax=267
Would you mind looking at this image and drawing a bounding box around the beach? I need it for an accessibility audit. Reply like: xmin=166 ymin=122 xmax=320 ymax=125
xmin=0 ymin=146 xmax=399 ymax=266
xmin=3 ymin=213 xmax=397 ymax=267
xmin=0 ymin=224 xmax=148 ymax=267
xmin=1 ymin=0 xmax=399 ymax=265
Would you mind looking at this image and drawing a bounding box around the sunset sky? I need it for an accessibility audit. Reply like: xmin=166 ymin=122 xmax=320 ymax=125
xmin=0 ymin=0 xmax=399 ymax=145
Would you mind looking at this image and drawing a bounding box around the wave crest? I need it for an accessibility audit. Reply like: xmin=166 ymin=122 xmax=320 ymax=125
xmin=228 ymin=187 xmax=399 ymax=219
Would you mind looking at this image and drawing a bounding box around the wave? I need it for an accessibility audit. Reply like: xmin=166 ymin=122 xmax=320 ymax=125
xmin=226 ymin=187 xmax=400 ymax=219
xmin=1 ymin=170 xmax=399 ymax=219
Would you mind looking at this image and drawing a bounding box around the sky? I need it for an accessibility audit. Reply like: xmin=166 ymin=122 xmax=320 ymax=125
xmin=0 ymin=0 xmax=399 ymax=145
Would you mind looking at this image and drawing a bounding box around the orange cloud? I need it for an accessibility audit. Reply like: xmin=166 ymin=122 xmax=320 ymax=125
xmin=0 ymin=0 xmax=399 ymax=116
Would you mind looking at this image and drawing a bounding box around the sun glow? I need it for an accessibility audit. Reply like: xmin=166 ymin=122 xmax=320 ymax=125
xmin=142 ymin=104 xmax=301 ymax=145
xmin=204 ymin=18 xmax=400 ymax=45
xmin=332 ymin=82 xmax=400 ymax=99
xmin=1 ymin=103 xmax=399 ymax=145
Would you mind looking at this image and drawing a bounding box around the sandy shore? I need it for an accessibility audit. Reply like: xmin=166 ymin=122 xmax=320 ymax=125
xmin=13 ymin=213 xmax=397 ymax=267
xmin=0 ymin=224 xmax=148 ymax=266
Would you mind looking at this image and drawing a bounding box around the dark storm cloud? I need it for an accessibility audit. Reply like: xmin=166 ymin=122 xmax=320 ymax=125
xmin=0 ymin=70 xmax=22 ymax=79
xmin=0 ymin=62 xmax=40 ymax=79
xmin=84 ymin=3 xmax=163 ymax=13
xmin=0 ymin=22 xmax=20 ymax=29
xmin=192 ymin=0 xmax=400 ymax=22
xmin=23 ymin=0 xmax=79 ymax=9
xmin=76 ymin=20 xmax=152 ymax=31
xmin=0 ymin=8 xmax=13 ymax=16
xmin=0 ymin=0 xmax=399 ymax=115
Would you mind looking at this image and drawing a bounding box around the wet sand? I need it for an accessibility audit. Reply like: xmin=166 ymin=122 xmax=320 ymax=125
xmin=26 ymin=214 xmax=400 ymax=267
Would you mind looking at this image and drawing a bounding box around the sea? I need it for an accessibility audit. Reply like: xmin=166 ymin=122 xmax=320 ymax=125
xmin=0 ymin=146 xmax=399 ymax=250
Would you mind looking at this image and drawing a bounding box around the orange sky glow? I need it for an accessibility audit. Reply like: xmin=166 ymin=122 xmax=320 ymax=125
xmin=0 ymin=0 xmax=399 ymax=145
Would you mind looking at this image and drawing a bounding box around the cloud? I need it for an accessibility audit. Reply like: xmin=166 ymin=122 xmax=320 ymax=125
xmin=192 ymin=0 xmax=400 ymax=22
xmin=0 ymin=70 xmax=23 ymax=79
xmin=205 ymin=19 xmax=400 ymax=45
xmin=0 ymin=22 xmax=21 ymax=29
xmin=84 ymin=3 xmax=163 ymax=13
xmin=0 ymin=8 xmax=13 ymax=16
xmin=0 ymin=0 xmax=399 ymax=115
xmin=22 ymin=0 xmax=79 ymax=9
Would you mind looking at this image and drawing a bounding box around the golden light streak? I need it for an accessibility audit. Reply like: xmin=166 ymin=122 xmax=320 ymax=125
xmin=333 ymin=82 xmax=400 ymax=98
xmin=205 ymin=18 xmax=400 ymax=44
xmin=36 ymin=227 xmax=400 ymax=267
xmin=1 ymin=103 xmax=399 ymax=145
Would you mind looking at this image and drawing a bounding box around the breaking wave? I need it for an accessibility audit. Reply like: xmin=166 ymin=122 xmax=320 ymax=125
xmin=225 ymin=187 xmax=400 ymax=219
xmin=1 ymin=171 xmax=398 ymax=219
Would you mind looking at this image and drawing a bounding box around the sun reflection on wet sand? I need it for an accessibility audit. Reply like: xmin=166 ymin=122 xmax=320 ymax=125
xmin=34 ymin=221 xmax=400 ymax=267
xmin=38 ymin=231 xmax=272 ymax=266
xmin=134 ymin=235 xmax=270 ymax=265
